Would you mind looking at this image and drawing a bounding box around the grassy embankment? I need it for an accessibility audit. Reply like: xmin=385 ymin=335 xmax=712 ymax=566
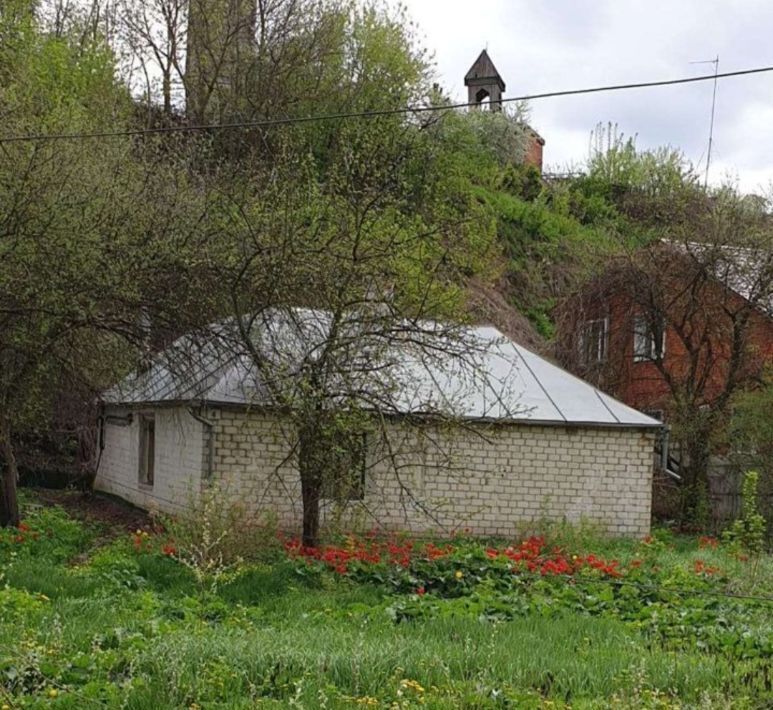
xmin=1 ymin=492 xmax=771 ymax=708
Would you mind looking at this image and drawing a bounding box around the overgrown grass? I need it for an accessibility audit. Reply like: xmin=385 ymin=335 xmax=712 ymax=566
xmin=1 ymin=499 xmax=771 ymax=708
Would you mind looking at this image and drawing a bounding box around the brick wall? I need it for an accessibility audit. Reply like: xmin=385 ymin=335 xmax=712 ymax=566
xmin=210 ymin=409 xmax=655 ymax=537
xmin=556 ymin=254 xmax=773 ymax=417
xmin=95 ymin=406 xmax=206 ymax=513
xmin=524 ymin=131 xmax=545 ymax=172
xmin=96 ymin=405 xmax=655 ymax=537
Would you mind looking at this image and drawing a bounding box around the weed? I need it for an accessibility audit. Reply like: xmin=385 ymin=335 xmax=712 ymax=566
xmin=1 ymin=501 xmax=771 ymax=708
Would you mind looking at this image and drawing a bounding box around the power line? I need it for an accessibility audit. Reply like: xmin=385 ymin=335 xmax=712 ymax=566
xmin=2 ymin=64 xmax=773 ymax=145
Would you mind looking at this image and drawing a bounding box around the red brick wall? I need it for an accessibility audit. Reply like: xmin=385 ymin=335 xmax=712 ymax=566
xmin=524 ymin=134 xmax=544 ymax=172
xmin=591 ymin=285 xmax=773 ymax=415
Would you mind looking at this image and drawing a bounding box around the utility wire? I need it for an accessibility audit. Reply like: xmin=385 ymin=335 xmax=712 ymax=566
xmin=2 ymin=64 xmax=773 ymax=144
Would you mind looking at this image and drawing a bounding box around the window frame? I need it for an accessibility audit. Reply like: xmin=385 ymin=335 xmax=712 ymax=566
xmin=138 ymin=413 xmax=156 ymax=487
xmin=579 ymin=317 xmax=609 ymax=365
xmin=633 ymin=314 xmax=666 ymax=363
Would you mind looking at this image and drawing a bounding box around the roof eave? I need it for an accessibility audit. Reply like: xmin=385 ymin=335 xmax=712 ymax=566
xmin=102 ymin=398 xmax=661 ymax=429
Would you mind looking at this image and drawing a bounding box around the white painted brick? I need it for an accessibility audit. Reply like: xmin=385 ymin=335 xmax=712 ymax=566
xmin=97 ymin=407 xmax=655 ymax=537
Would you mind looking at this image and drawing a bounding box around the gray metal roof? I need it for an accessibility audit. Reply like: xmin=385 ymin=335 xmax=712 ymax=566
xmin=105 ymin=309 xmax=660 ymax=428
xmin=676 ymin=241 xmax=773 ymax=317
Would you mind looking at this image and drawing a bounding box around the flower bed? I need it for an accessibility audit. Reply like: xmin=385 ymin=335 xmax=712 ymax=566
xmin=277 ymin=531 xmax=772 ymax=665
xmin=283 ymin=533 xmax=659 ymax=593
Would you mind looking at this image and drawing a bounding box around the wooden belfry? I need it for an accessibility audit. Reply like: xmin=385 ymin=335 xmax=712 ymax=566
xmin=464 ymin=50 xmax=505 ymax=111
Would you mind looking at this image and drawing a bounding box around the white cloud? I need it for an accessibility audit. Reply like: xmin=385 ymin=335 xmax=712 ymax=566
xmin=400 ymin=0 xmax=773 ymax=192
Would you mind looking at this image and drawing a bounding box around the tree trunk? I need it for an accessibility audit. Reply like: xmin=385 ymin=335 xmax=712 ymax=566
xmin=299 ymin=422 xmax=322 ymax=548
xmin=679 ymin=430 xmax=712 ymax=525
xmin=163 ymin=68 xmax=172 ymax=116
xmin=0 ymin=422 xmax=20 ymax=528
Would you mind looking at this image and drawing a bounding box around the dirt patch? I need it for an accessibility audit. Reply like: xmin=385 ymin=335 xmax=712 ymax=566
xmin=27 ymin=487 xmax=152 ymax=536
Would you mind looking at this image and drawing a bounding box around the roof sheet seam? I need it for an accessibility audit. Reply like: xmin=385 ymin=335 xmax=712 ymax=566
xmin=513 ymin=345 xmax=568 ymax=424
xmin=593 ymin=388 xmax=621 ymax=424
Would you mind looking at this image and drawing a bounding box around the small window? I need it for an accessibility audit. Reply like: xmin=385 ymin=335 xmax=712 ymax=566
xmin=138 ymin=414 xmax=155 ymax=486
xmin=579 ymin=318 xmax=608 ymax=365
xmin=321 ymin=433 xmax=366 ymax=502
xmin=633 ymin=315 xmax=666 ymax=362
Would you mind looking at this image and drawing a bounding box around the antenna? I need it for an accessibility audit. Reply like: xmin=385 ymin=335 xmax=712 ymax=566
xmin=690 ymin=56 xmax=720 ymax=187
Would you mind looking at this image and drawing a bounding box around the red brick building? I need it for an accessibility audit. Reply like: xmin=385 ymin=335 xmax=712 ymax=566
xmin=556 ymin=241 xmax=773 ymax=426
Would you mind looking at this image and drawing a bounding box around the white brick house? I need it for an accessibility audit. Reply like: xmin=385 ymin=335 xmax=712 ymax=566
xmin=96 ymin=310 xmax=661 ymax=537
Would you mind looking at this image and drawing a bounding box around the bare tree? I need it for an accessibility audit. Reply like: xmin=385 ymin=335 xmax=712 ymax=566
xmin=112 ymin=0 xmax=344 ymax=123
xmin=111 ymin=0 xmax=190 ymax=116
xmin=557 ymin=192 xmax=773 ymax=518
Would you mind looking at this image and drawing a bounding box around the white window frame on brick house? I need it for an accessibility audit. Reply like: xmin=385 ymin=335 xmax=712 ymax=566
xmin=321 ymin=432 xmax=367 ymax=502
xmin=578 ymin=317 xmax=609 ymax=365
xmin=138 ymin=413 xmax=155 ymax=487
xmin=633 ymin=314 xmax=666 ymax=363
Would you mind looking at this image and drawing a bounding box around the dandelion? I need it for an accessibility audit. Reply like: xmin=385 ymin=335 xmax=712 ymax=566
xmin=454 ymin=570 xmax=463 ymax=580
xmin=356 ymin=696 xmax=379 ymax=705
xmin=401 ymin=679 xmax=425 ymax=693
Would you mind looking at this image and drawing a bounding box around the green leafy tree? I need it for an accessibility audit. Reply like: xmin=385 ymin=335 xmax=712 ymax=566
xmin=0 ymin=4 xmax=220 ymax=526
xmin=723 ymin=471 xmax=768 ymax=556
xmin=729 ymin=374 xmax=773 ymax=525
xmin=587 ymin=122 xmax=698 ymax=198
xmin=198 ymin=119 xmax=499 ymax=547
xmin=0 ymin=3 xmax=126 ymax=524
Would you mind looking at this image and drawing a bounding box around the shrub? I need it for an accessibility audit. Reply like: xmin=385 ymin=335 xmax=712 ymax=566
xmin=723 ymin=471 xmax=767 ymax=557
xmin=158 ymin=482 xmax=282 ymax=590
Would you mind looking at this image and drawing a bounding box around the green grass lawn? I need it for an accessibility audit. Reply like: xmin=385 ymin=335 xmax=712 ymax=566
xmin=1 ymin=493 xmax=771 ymax=709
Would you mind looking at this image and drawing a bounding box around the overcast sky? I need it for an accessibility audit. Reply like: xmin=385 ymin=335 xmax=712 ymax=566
xmin=400 ymin=0 xmax=773 ymax=193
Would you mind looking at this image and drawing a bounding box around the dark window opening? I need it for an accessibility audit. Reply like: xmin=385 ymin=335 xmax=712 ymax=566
xmin=138 ymin=414 xmax=155 ymax=486
xmin=321 ymin=433 xmax=367 ymax=502
xmin=475 ymin=87 xmax=490 ymax=104
xmin=579 ymin=318 xmax=609 ymax=365
xmin=633 ymin=315 xmax=666 ymax=362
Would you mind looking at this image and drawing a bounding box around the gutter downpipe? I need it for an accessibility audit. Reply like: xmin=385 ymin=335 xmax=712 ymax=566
xmin=188 ymin=405 xmax=215 ymax=480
